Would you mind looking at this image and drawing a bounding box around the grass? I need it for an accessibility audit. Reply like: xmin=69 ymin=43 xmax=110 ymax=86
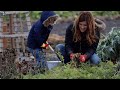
xmin=23 ymin=61 xmax=120 ymax=79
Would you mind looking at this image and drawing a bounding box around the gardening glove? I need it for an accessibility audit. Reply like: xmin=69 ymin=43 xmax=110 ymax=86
xmin=41 ymin=43 xmax=49 ymax=49
xmin=79 ymin=54 xmax=87 ymax=62
xmin=70 ymin=53 xmax=75 ymax=60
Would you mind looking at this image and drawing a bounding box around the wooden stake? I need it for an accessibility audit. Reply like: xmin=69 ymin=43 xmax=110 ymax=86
xmin=0 ymin=17 xmax=3 ymax=52
xmin=9 ymin=14 xmax=15 ymax=48
xmin=3 ymin=23 xmax=7 ymax=48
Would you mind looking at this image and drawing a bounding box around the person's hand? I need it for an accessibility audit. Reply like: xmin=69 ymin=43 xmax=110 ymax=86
xmin=79 ymin=54 xmax=87 ymax=62
xmin=70 ymin=53 xmax=75 ymax=60
xmin=41 ymin=43 xmax=49 ymax=49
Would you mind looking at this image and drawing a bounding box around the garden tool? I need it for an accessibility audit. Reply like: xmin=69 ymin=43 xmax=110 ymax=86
xmin=46 ymin=42 xmax=63 ymax=61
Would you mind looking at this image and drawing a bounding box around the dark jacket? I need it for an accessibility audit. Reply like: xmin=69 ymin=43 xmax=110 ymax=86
xmin=27 ymin=11 xmax=57 ymax=49
xmin=65 ymin=23 xmax=101 ymax=59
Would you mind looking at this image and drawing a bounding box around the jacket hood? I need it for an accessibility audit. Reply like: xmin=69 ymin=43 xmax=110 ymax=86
xmin=40 ymin=11 xmax=58 ymax=24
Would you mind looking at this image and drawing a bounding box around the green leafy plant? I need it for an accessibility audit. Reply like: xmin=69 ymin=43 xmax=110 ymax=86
xmin=97 ymin=27 xmax=120 ymax=63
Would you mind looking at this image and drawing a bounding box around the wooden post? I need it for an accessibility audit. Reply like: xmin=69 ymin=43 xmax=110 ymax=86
xmin=2 ymin=23 xmax=7 ymax=49
xmin=0 ymin=16 xmax=3 ymax=52
xmin=9 ymin=14 xmax=15 ymax=48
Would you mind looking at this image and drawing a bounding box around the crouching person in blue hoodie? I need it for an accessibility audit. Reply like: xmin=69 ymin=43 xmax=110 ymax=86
xmin=27 ymin=11 xmax=59 ymax=70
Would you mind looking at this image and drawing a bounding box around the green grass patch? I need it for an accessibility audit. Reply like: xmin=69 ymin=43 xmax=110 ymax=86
xmin=23 ymin=61 xmax=119 ymax=79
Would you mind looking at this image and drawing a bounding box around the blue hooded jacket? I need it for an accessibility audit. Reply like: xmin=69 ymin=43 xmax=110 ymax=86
xmin=27 ymin=11 xmax=57 ymax=49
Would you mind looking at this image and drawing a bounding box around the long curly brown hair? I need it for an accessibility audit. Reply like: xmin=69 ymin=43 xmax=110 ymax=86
xmin=73 ymin=11 xmax=97 ymax=45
